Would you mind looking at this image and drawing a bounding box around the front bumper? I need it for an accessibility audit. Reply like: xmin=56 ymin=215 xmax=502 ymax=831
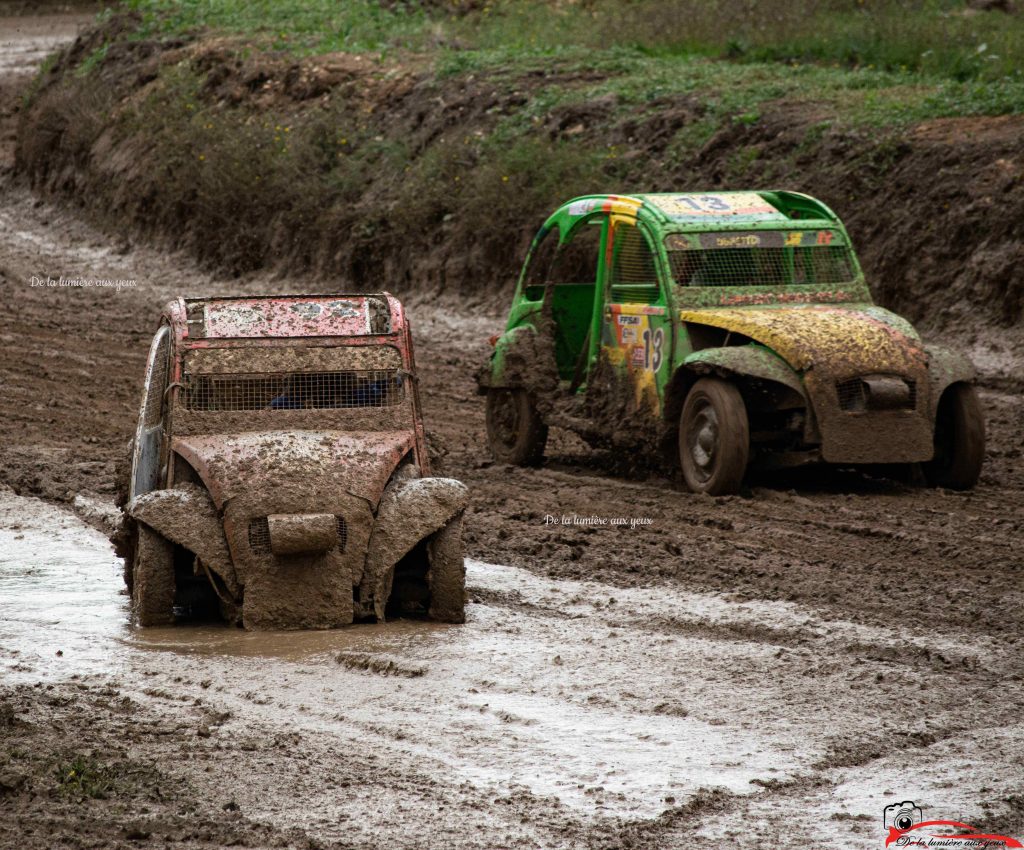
xmin=806 ymin=371 xmax=934 ymax=464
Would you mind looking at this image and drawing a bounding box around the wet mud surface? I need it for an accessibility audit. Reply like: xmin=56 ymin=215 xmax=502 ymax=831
xmin=2 ymin=13 xmax=1024 ymax=850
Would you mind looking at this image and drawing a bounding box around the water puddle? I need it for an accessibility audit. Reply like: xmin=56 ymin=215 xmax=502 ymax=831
xmin=0 ymin=491 xmax=826 ymax=820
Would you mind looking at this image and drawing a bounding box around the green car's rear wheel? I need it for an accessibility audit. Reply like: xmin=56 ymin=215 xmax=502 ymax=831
xmin=923 ymin=383 xmax=985 ymax=490
xmin=679 ymin=378 xmax=749 ymax=496
xmin=485 ymin=388 xmax=548 ymax=466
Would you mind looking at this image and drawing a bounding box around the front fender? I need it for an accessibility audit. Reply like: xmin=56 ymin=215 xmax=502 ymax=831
xmin=925 ymin=344 xmax=976 ymax=418
xmin=683 ymin=345 xmax=807 ymax=402
xmin=127 ymin=484 xmax=238 ymax=595
xmin=360 ymin=476 xmax=469 ymax=620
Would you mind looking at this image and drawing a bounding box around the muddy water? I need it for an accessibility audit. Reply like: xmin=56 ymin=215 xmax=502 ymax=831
xmin=0 ymin=491 xmax=825 ymax=822
xmin=0 ymin=492 xmax=127 ymax=678
xmin=0 ymin=16 xmax=81 ymax=77
xmin=5 ymin=489 xmax=1018 ymax=849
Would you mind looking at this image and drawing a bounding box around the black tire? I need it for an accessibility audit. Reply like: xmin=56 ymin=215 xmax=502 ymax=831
xmin=485 ymin=388 xmax=548 ymax=466
xmin=427 ymin=512 xmax=466 ymax=624
xmin=679 ymin=378 xmax=750 ymax=496
xmin=923 ymin=383 xmax=985 ymax=490
xmin=132 ymin=524 xmax=176 ymax=626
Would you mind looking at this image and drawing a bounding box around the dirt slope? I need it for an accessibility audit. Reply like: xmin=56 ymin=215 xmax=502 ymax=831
xmin=13 ymin=12 xmax=1024 ymax=361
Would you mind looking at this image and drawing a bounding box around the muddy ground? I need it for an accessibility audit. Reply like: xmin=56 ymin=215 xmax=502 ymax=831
xmin=2 ymin=12 xmax=1024 ymax=850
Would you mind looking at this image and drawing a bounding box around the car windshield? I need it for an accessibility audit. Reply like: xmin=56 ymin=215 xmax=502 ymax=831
xmin=665 ymin=230 xmax=857 ymax=288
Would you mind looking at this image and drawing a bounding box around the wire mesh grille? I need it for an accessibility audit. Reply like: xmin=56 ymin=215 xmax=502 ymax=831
xmin=143 ymin=332 xmax=170 ymax=426
xmin=336 ymin=516 xmax=348 ymax=553
xmin=248 ymin=517 xmax=271 ymax=554
xmin=183 ymin=369 xmax=405 ymax=411
xmin=247 ymin=516 xmax=348 ymax=554
xmin=835 ymin=377 xmax=917 ymax=412
xmin=835 ymin=378 xmax=867 ymax=412
xmin=668 ymin=246 xmax=856 ymax=288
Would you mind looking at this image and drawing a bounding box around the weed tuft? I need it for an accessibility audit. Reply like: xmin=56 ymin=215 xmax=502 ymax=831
xmin=55 ymin=754 xmax=114 ymax=799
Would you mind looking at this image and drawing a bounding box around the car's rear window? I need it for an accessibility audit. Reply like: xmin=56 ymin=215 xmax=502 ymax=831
xmin=183 ymin=370 xmax=404 ymax=412
xmin=173 ymin=345 xmax=412 ymax=433
xmin=665 ymin=230 xmax=857 ymax=288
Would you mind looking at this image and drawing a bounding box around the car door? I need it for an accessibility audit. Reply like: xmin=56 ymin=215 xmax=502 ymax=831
xmin=596 ymin=219 xmax=673 ymax=421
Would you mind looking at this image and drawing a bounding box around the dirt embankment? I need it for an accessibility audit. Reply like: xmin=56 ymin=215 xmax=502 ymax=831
xmin=13 ymin=13 xmax=1024 ymax=351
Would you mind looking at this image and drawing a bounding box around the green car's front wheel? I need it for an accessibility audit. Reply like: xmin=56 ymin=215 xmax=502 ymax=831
xmin=679 ymin=378 xmax=750 ymax=496
xmin=485 ymin=388 xmax=548 ymax=466
xmin=923 ymin=383 xmax=985 ymax=490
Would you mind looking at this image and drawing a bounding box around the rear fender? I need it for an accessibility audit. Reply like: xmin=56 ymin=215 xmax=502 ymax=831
xmin=360 ymin=476 xmax=469 ymax=620
xmin=127 ymin=484 xmax=238 ymax=596
xmin=479 ymin=324 xmax=538 ymax=390
xmin=925 ymin=344 xmax=976 ymax=419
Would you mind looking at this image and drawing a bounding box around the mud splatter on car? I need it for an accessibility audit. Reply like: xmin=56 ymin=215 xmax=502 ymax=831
xmin=115 ymin=293 xmax=468 ymax=630
xmin=480 ymin=191 xmax=985 ymax=495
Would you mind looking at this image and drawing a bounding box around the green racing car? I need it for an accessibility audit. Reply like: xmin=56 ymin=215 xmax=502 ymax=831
xmin=478 ymin=191 xmax=984 ymax=495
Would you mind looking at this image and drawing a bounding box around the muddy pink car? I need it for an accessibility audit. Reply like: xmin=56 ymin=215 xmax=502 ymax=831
xmin=116 ymin=293 xmax=467 ymax=630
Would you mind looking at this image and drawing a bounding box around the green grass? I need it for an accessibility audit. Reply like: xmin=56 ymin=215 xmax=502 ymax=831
xmin=101 ymin=0 xmax=1024 ymax=129
xmin=124 ymin=0 xmax=431 ymax=54
xmin=119 ymin=0 xmax=1024 ymax=83
xmin=429 ymin=47 xmax=1024 ymax=130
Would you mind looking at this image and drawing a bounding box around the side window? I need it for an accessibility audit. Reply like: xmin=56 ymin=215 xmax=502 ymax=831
xmin=548 ymin=219 xmax=602 ymax=285
xmin=522 ymin=226 xmax=560 ymax=301
xmin=610 ymin=225 xmax=661 ymax=304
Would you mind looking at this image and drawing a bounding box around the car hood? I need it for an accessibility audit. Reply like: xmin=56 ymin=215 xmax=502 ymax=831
xmin=678 ymin=304 xmax=927 ymax=376
xmin=171 ymin=430 xmax=416 ymax=510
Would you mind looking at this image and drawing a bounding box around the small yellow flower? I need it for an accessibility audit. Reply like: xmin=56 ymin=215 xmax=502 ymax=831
xmin=502 ymin=175 xmax=509 ymax=182
xmin=284 ymin=126 xmax=291 ymax=133
xmin=198 ymin=154 xmax=205 ymax=161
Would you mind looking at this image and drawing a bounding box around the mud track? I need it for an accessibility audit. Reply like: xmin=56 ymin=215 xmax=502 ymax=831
xmin=1 ymin=13 xmax=1023 ymax=850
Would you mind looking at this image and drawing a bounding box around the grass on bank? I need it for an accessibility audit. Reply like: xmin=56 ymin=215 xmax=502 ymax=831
xmin=44 ymin=0 xmax=1021 ymax=277
xmin=119 ymin=0 xmax=1024 ymax=83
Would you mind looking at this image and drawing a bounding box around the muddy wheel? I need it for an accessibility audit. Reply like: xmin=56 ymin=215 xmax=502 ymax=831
xmin=923 ymin=383 xmax=985 ymax=490
xmin=679 ymin=378 xmax=749 ymax=496
xmin=132 ymin=523 xmax=176 ymax=626
xmin=485 ymin=388 xmax=548 ymax=466
xmin=427 ymin=512 xmax=466 ymax=624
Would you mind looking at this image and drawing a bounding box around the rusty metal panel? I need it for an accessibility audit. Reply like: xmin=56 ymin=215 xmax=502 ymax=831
xmin=201 ymin=298 xmax=370 ymax=338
